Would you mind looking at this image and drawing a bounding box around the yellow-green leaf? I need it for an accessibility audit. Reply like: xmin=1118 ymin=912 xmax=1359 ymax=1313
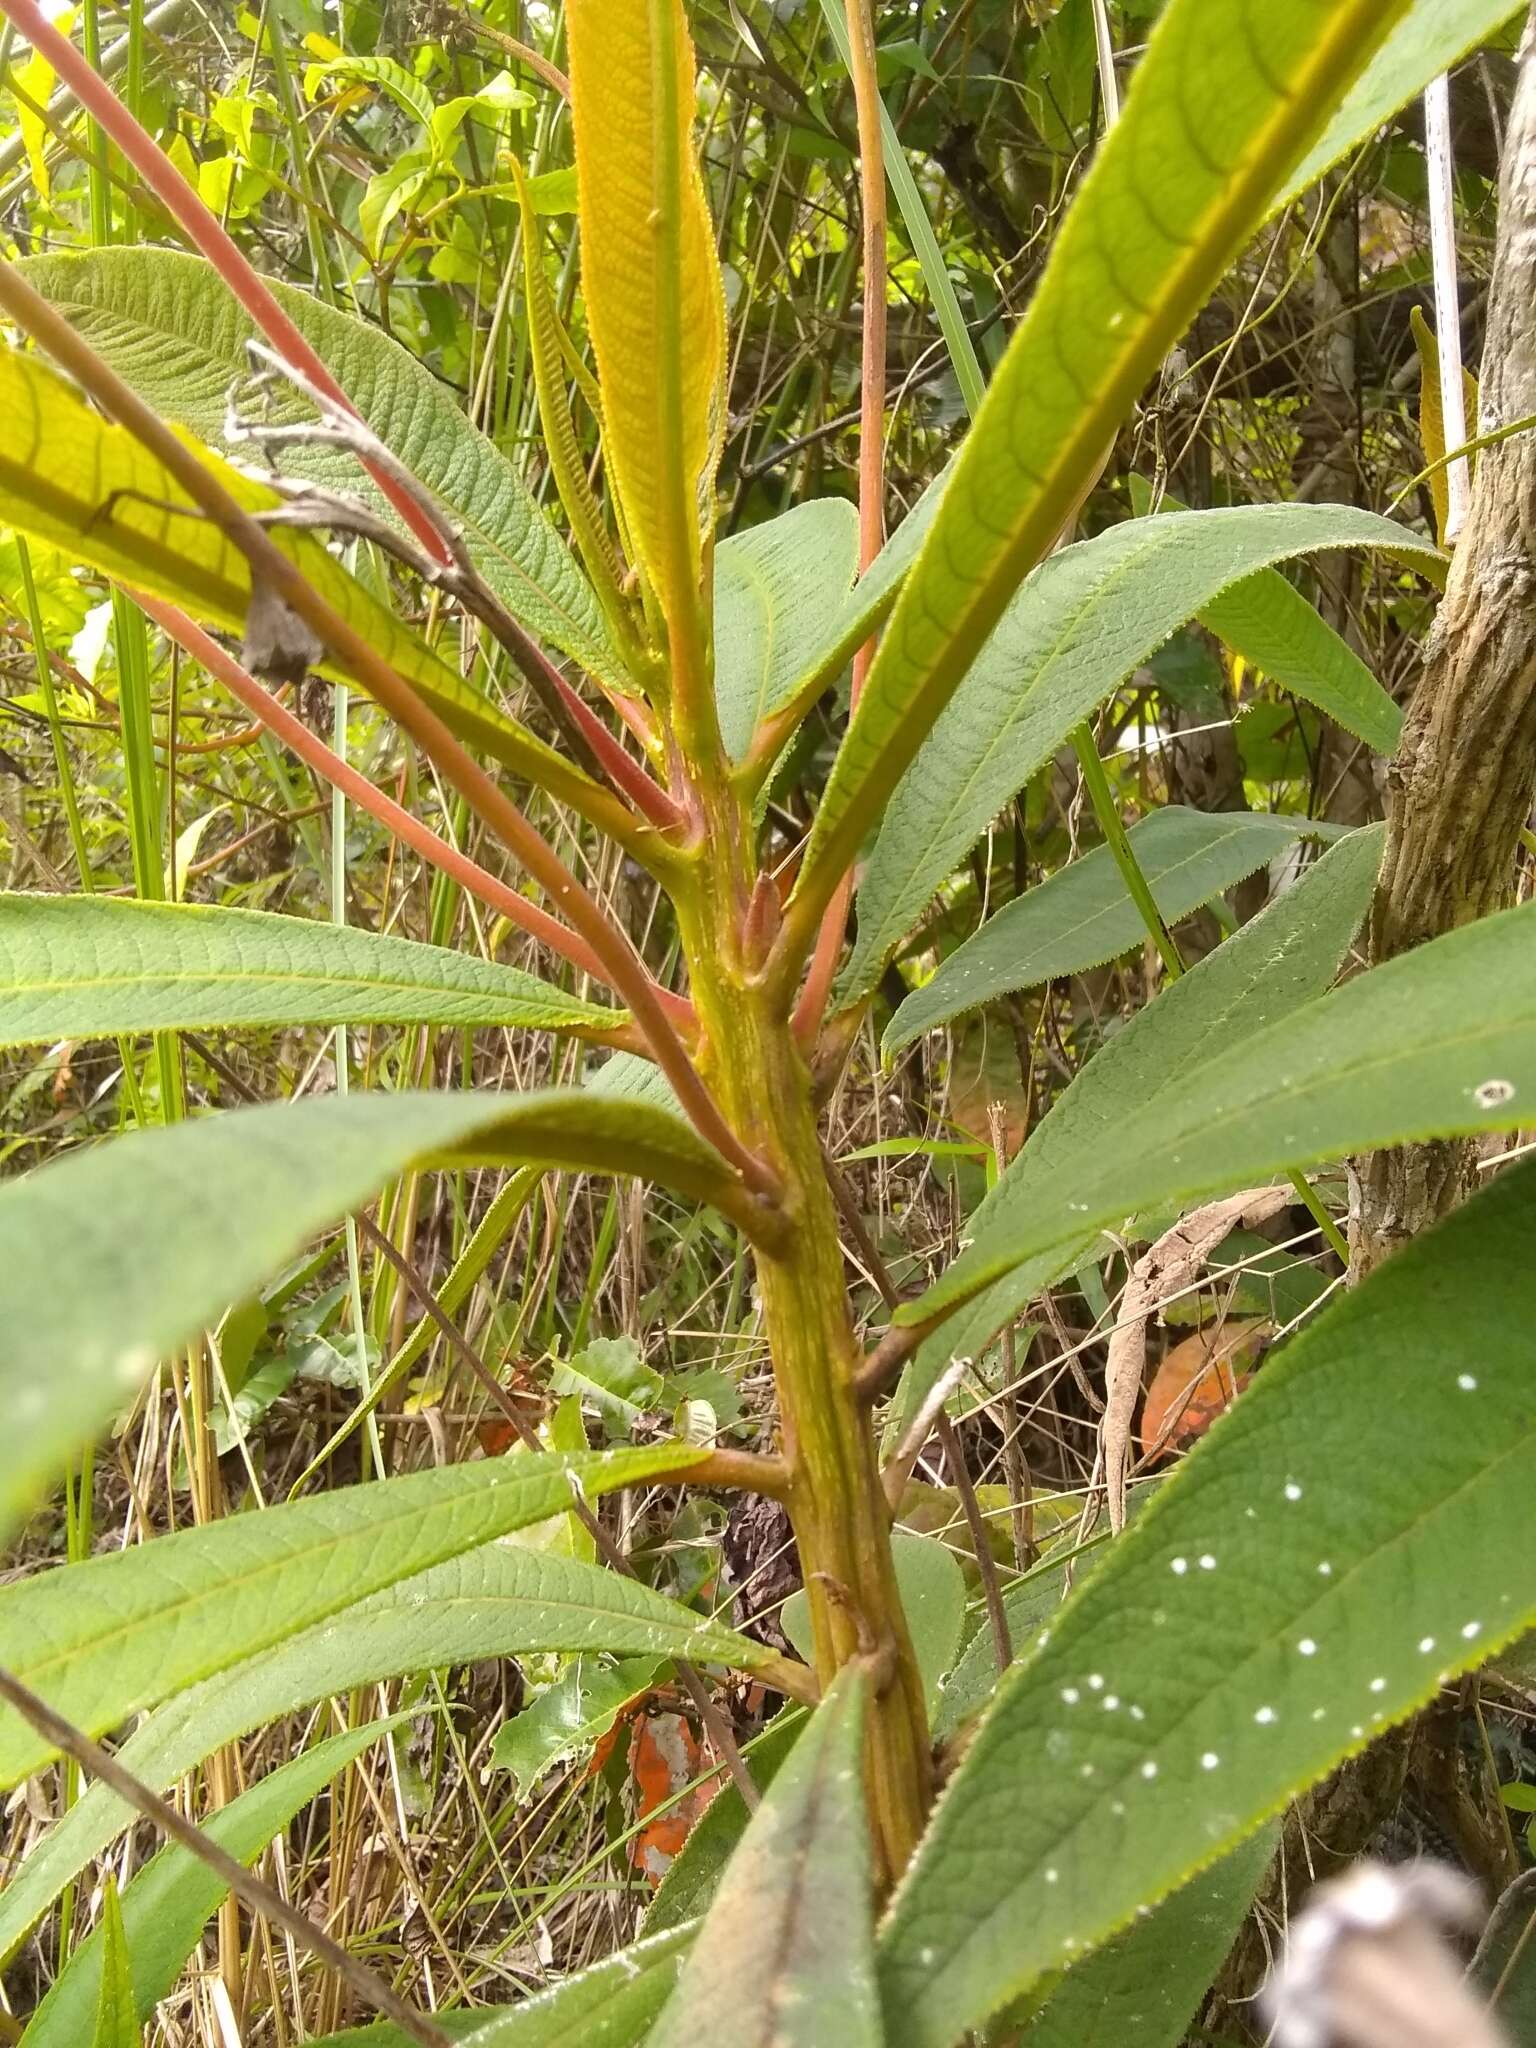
xmin=567 ymin=0 xmax=725 ymax=649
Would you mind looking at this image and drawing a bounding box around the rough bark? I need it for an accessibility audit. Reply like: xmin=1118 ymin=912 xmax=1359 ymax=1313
xmin=1352 ymin=11 xmax=1536 ymax=1275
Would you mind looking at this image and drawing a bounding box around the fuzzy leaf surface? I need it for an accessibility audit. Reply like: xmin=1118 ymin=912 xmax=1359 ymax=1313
xmin=880 ymin=1157 xmax=1536 ymax=2045
xmin=650 ymin=1674 xmax=880 ymax=2048
xmin=0 ymin=1544 xmax=772 ymax=1959
xmin=0 ymin=1447 xmax=704 ymax=1785
xmin=789 ymin=0 xmax=1412 ymax=932
xmin=714 ymin=499 xmax=860 ymax=758
xmin=0 ymin=895 xmax=621 ymax=1045
xmin=841 ymin=505 xmax=1434 ymax=1002
xmin=0 ymin=1088 xmax=740 ymax=1538
xmin=886 ymin=809 xmax=1348 ymax=1051
xmin=19 ymin=247 xmax=618 ymax=686
xmin=886 ymin=827 xmax=1382 ymax=1443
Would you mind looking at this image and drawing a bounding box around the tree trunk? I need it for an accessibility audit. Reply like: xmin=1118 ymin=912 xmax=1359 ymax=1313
xmin=1351 ymin=8 xmax=1536 ymax=1275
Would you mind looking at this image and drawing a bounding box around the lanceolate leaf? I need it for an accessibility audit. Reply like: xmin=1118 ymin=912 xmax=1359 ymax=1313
xmin=885 ymin=810 xmax=1347 ymax=1052
xmin=89 ymin=1881 xmax=141 ymax=2048
xmin=650 ymin=1673 xmax=880 ymax=2048
xmin=909 ymin=876 xmax=1536 ymax=1329
xmin=1008 ymin=1828 xmax=1277 ymax=2048
xmin=787 ymin=0 xmax=1412 ymax=940
xmin=0 ymin=1446 xmax=704 ymax=1787
xmin=0 ymin=1545 xmax=777 ymax=1961
xmin=885 ymin=827 xmax=1382 ymax=1448
xmin=714 ymin=500 xmax=860 ymax=759
xmin=28 ymin=1720 xmax=406 ymax=2046
xmin=1273 ymin=0 xmax=1523 ymax=213
xmin=19 ymin=247 xmax=620 ymax=688
xmin=0 ymin=1088 xmax=745 ymax=1538
xmin=567 ymin=0 xmax=724 ymax=647
xmin=0 ymin=895 xmax=623 ymax=1045
xmin=879 ymin=1157 xmax=1536 ymax=2047
xmin=840 ymin=505 xmax=1434 ymax=1003
xmin=301 ymin=1924 xmax=697 ymax=2047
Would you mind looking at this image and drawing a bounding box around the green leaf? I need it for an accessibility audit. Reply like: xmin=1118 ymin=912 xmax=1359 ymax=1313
xmin=0 ymin=895 xmax=623 ymax=1046
xmin=650 ymin=1673 xmax=880 ymax=2048
xmin=0 ymin=1543 xmax=776 ymax=1961
xmin=787 ymin=0 xmax=1413 ymax=940
xmin=1009 ymin=1827 xmax=1277 ymax=2047
xmin=0 ymin=1087 xmax=746 ymax=1539
xmin=642 ymin=1714 xmax=805 ymax=1937
xmin=885 ymin=809 xmax=1348 ymax=1052
xmin=89 ymin=1881 xmax=141 ymax=2048
xmin=19 ymin=248 xmax=620 ymax=689
xmin=551 ymin=1335 xmax=664 ymax=1424
xmin=885 ymin=826 xmax=1382 ymax=1447
xmin=909 ymin=879 xmax=1536 ymax=1330
xmin=1274 ymin=0 xmax=1524 ymax=213
xmin=0 ymin=1446 xmax=704 ymax=1787
xmin=713 ymin=499 xmax=860 ymax=759
xmin=783 ymin=1529 xmax=965 ymax=1715
xmin=879 ymin=1155 xmax=1536 ymax=2046
xmin=840 ymin=505 xmax=1434 ymax=1004
xmin=299 ymin=1923 xmax=696 ymax=2047
xmin=491 ymin=1655 xmax=667 ymax=1793
xmin=28 ymin=1717 xmax=404 ymax=2046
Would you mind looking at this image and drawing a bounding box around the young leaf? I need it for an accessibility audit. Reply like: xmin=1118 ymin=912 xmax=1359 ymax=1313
xmin=0 ymin=895 xmax=623 ymax=1045
xmin=649 ymin=1672 xmax=881 ymax=2048
xmin=885 ymin=810 xmax=1347 ymax=1052
xmin=885 ymin=826 xmax=1382 ymax=1446
xmin=1008 ymin=1827 xmax=1277 ymax=2047
xmin=27 ymin=1718 xmax=406 ymax=2047
xmin=19 ymin=247 xmax=621 ymax=688
xmin=0 ymin=1544 xmax=778 ymax=1961
xmin=492 ymin=1655 xmax=667 ymax=1793
xmin=300 ymin=1923 xmax=697 ymax=2047
xmin=714 ymin=500 xmax=860 ymax=759
xmin=1273 ymin=0 xmax=1523 ymax=212
xmin=566 ymin=0 xmax=725 ymax=656
xmin=879 ymin=1153 xmax=1536 ymax=2047
xmin=0 ymin=344 xmax=575 ymax=772
xmin=0 ymin=1446 xmax=704 ymax=1786
xmin=90 ymin=1880 xmax=141 ymax=2048
xmin=0 ymin=1086 xmax=748 ymax=1537
xmin=785 ymin=0 xmax=1412 ymax=946
xmin=839 ymin=504 xmax=1434 ymax=1004
xmin=551 ymin=1335 xmax=665 ymax=1425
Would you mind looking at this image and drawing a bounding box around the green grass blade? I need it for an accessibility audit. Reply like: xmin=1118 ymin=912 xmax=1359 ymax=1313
xmin=89 ymin=1880 xmax=141 ymax=2048
xmin=880 ymin=1157 xmax=1536 ymax=2043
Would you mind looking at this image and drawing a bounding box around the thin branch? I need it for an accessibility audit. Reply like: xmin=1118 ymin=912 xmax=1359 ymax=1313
xmin=0 ymin=1664 xmax=454 ymax=2048
xmin=0 ymin=259 xmax=774 ymax=1198
xmin=936 ymin=1411 xmax=1013 ymax=1676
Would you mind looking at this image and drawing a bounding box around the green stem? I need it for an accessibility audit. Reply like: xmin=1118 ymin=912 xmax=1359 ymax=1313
xmin=1070 ymin=724 xmax=1351 ymax=1264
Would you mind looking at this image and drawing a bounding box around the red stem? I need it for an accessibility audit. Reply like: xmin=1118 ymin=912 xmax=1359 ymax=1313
xmin=0 ymin=0 xmax=451 ymax=569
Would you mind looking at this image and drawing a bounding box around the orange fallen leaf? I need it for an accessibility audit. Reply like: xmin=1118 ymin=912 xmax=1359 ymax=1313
xmin=1139 ymin=1319 xmax=1271 ymax=1462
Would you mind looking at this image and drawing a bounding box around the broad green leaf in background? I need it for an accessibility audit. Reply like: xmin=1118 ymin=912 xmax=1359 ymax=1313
xmin=89 ymin=1881 xmax=141 ymax=2048
xmin=566 ymin=0 xmax=724 ymax=649
xmin=650 ymin=1673 xmax=880 ymax=2048
xmin=909 ymin=884 xmax=1536 ymax=1329
xmin=0 ymin=895 xmax=624 ymax=1046
xmin=491 ymin=1655 xmax=667 ymax=1792
xmin=839 ymin=504 xmax=1434 ymax=1004
xmin=884 ymin=826 xmax=1382 ymax=1446
xmin=1273 ymin=0 xmax=1524 ymax=213
xmin=879 ymin=1156 xmax=1536 ymax=2047
xmin=0 ymin=1086 xmax=750 ymax=1538
xmin=787 ymin=0 xmax=1413 ymax=939
xmin=301 ymin=1923 xmax=697 ymax=2048
xmin=885 ymin=810 xmax=1347 ymax=1051
xmin=1008 ymin=1828 xmax=1277 ymax=2048
xmin=783 ymin=1528 xmax=965 ymax=1715
xmin=19 ymin=248 xmax=620 ymax=687
xmin=0 ymin=1544 xmax=778 ymax=1960
xmin=552 ymin=1335 xmax=664 ymax=1424
xmin=0 ymin=1447 xmax=705 ymax=1786
xmin=28 ymin=1719 xmax=404 ymax=2047
xmin=0 ymin=343 xmax=598 ymax=800
xmin=713 ymin=499 xmax=860 ymax=759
